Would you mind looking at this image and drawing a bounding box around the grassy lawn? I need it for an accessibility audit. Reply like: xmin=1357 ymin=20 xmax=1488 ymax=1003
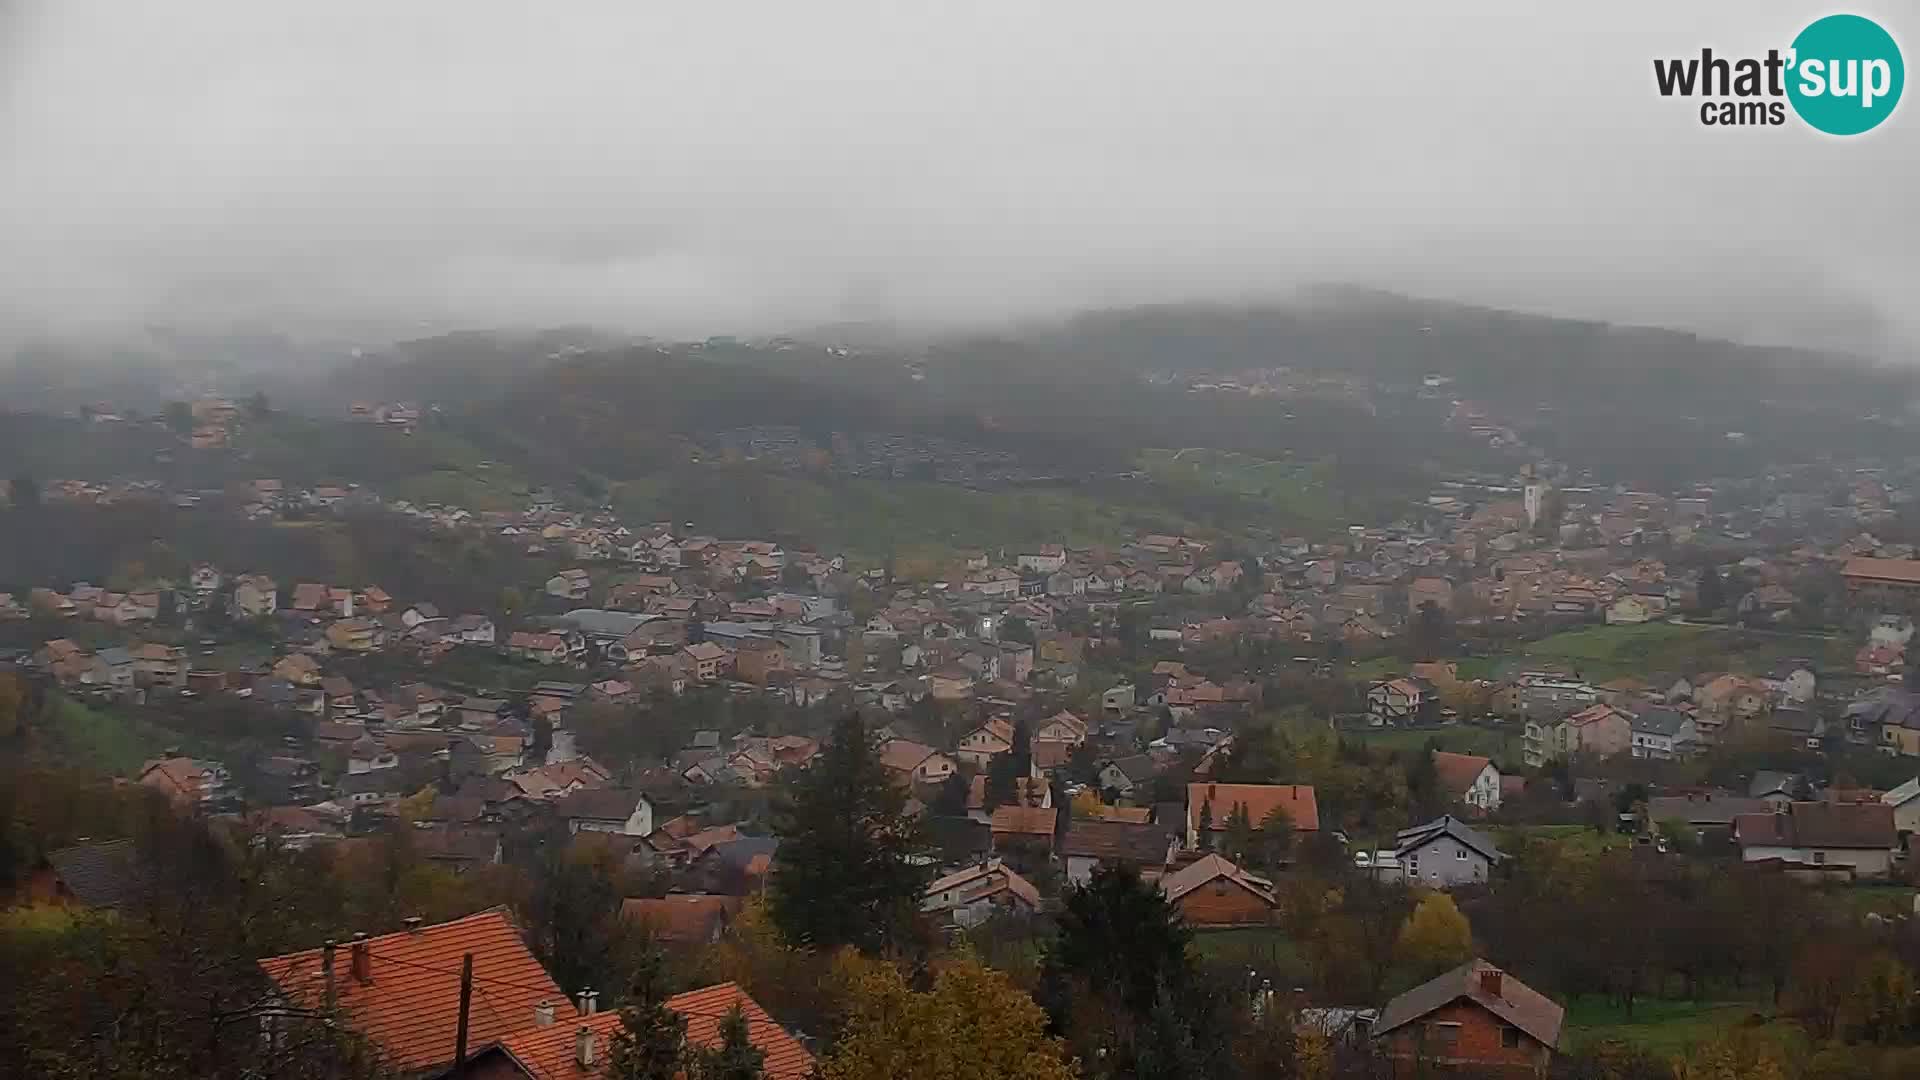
xmin=38 ymin=695 xmax=179 ymax=776
xmin=1562 ymin=995 xmax=1788 ymax=1055
xmin=1191 ymin=926 xmax=1302 ymax=976
xmin=1344 ymin=725 xmax=1521 ymax=763
xmin=1514 ymin=622 xmax=1841 ymax=681
xmin=1138 ymin=449 xmax=1348 ymax=529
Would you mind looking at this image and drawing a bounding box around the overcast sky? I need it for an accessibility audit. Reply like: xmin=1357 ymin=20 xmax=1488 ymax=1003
xmin=2 ymin=1 xmax=1914 ymax=355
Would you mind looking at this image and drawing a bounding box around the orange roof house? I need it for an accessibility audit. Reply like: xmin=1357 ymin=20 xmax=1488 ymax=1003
xmin=474 ymin=982 xmax=813 ymax=1080
xmin=257 ymin=909 xmax=564 ymax=1076
xmin=1185 ymin=782 xmax=1319 ymax=849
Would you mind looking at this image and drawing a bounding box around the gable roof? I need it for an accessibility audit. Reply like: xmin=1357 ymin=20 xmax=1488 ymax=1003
xmin=1187 ymin=782 xmax=1320 ymax=833
xmin=493 ymin=982 xmax=813 ymax=1080
xmin=1883 ymin=777 xmax=1920 ymax=809
xmin=1431 ymin=751 xmax=1495 ymax=796
xmin=1059 ymin=820 xmax=1176 ymax=865
xmin=45 ymin=838 xmax=139 ymax=908
xmin=1103 ymin=754 xmax=1158 ymax=784
xmin=1394 ymin=815 xmax=1505 ymax=863
xmin=1374 ymin=959 xmax=1564 ymax=1050
xmin=989 ymin=804 xmax=1057 ymax=837
xmin=1632 ymin=708 xmax=1693 ymax=737
xmin=619 ymin=894 xmax=742 ymax=944
xmin=1735 ymin=801 xmax=1897 ymax=851
xmin=551 ymin=787 xmax=647 ymax=823
xmin=1159 ymin=853 xmax=1276 ymax=905
xmin=258 ymin=909 xmax=564 ymax=1075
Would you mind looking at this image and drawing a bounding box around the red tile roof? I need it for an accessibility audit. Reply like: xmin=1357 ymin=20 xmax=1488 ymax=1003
xmin=258 ymin=909 xmax=563 ymax=1075
xmin=1187 ymin=782 xmax=1320 ymax=833
xmin=495 ymin=983 xmax=813 ymax=1080
xmin=1432 ymin=751 xmax=1494 ymax=797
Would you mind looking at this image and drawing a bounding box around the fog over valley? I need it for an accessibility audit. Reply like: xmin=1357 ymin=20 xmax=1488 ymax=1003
xmin=2 ymin=0 xmax=1915 ymax=359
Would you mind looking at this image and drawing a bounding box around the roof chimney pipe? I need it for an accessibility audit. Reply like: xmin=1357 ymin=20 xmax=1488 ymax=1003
xmin=534 ymin=1001 xmax=556 ymax=1027
xmin=349 ymin=932 xmax=372 ymax=984
xmin=321 ymin=940 xmax=337 ymax=1011
xmin=575 ymin=1026 xmax=598 ymax=1068
xmin=1479 ymin=968 xmax=1504 ymax=999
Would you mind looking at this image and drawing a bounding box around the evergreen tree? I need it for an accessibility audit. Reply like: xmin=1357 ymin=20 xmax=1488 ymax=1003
xmin=608 ymin=945 xmax=688 ymax=1080
xmin=1040 ymin=863 xmax=1193 ymax=1021
xmin=1222 ymin=802 xmax=1253 ymax=864
xmin=1196 ymin=799 xmax=1214 ymax=851
xmin=1132 ymin=984 xmax=1208 ymax=1080
xmin=1697 ymin=564 xmax=1726 ymax=615
xmin=691 ymin=1003 xmax=764 ymax=1080
xmin=769 ymin=713 xmax=930 ymax=952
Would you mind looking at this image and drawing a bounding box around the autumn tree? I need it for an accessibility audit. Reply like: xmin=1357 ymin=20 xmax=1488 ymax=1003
xmin=823 ymin=950 xmax=1075 ymax=1080
xmin=1397 ymin=892 xmax=1473 ymax=980
xmin=768 ymin=713 xmax=930 ymax=953
xmin=1221 ymin=802 xmax=1254 ymax=865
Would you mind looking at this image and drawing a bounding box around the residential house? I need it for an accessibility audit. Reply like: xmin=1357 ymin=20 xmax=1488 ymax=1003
xmin=731 ymin=637 xmax=789 ymax=685
xmin=1645 ymin=792 xmax=1772 ymax=847
xmin=1394 ymin=816 xmax=1504 ymax=888
xmin=1734 ymin=801 xmax=1898 ymax=878
xmin=1605 ymin=595 xmax=1655 ymax=625
xmin=1870 ymin=614 xmax=1916 ymax=649
xmin=259 ymin=910 xmax=567 ymax=1077
xmin=272 ymin=653 xmax=324 ymax=686
xmin=989 ymin=804 xmax=1057 ymax=853
xmin=326 ymin=618 xmax=381 ymax=653
xmin=129 ymin=643 xmax=187 ymax=689
xmin=955 ymin=717 xmax=1014 ymax=767
xmin=1367 ymin=677 xmax=1436 ymax=726
xmin=1097 ymin=755 xmax=1159 ymax=800
xmin=1373 ymin=960 xmax=1562 ymax=1079
xmin=1059 ymin=819 xmax=1177 ymax=886
xmin=456 ymin=982 xmax=814 ymax=1080
xmin=545 ymin=568 xmax=592 ymax=601
xmin=138 ymin=756 xmax=229 ymax=808
xmin=878 ymin=739 xmax=957 ymax=786
xmin=25 ymin=838 xmax=140 ymax=909
xmin=1883 ymin=777 xmax=1920 ymax=837
xmin=506 ymin=631 xmax=571 ymax=665
xmin=447 ymin=614 xmax=497 ymax=645
xmin=1433 ymin=751 xmax=1502 ymax=813
xmin=1630 ymin=708 xmax=1697 ymax=760
xmin=1762 ymin=661 xmax=1817 ymax=706
xmin=230 ymin=574 xmax=278 ymax=618
xmin=553 ymin=788 xmax=654 ymax=837
xmin=1035 ymin=710 xmax=1090 ymax=746
xmin=922 ymin=859 xmax=1044 ymax=927
xmin=680 ymin=641 xmax=731 ymax=682
xmin=620 ymin=894 xmax=742 ymax=946
xmin=1186 ymin=782 xmax=1320 ymax=849
xmin=1159 ymin=853 xmax=1279 ymax=927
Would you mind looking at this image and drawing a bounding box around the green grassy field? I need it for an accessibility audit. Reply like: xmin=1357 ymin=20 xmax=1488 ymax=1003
xmin=1138 ymin=448 xmax=1347 ymax=529
xmin=1191 ymin=926 xmax=1302 ymax=975
xmin=1562 ymin=995 xmax=1787 ymax=1055
xmin=615 ymin=467 xmax=1194 ymax=558
xmin=1344 ymin=725 xmax=1521 ymax=763
xmin=38 ymin=696 xmax=179 ymax=776
xmin=1513 ymin=622 xmax=1844 ymax=681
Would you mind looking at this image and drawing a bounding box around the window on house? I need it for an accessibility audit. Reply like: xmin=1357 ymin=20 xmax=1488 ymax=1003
xmin=1456 ymin=848 xmax=1468 ymax=860
xmin=1427 ymin=1022 xmax=1461 ymax=1049
xmin=1502 ymin=1026 xmax=1522 ymax=1048
xmin=1813 ymin=851 xmax=1826 ymax=865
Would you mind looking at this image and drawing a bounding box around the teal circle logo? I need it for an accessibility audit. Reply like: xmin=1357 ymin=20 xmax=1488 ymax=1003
xmin=1787 ymin=14 xmax=1903 ymax=135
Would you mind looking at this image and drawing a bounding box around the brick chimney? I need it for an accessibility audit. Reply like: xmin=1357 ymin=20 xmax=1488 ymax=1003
xmin=349 ymin=932 xmax=372 ymax=984
xmin=402 ymin=916 xmax=423 ymax=934
xmin=575 ymin=1026 xmax=598 ymax=1068
xmin=1479 ymin=968 xmax=1503 ymax=999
